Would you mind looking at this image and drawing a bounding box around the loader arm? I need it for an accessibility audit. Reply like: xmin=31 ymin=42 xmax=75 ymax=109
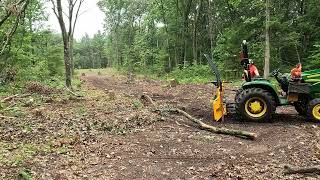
xmin=204 ymin=54 xmax=226 ymax=121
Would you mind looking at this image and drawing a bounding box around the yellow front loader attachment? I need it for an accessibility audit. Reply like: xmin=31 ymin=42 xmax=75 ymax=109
xmin=212 ymin=84 xmax=227 ymax=121
xmin=204 ymin=54 xmax=227 ymax=122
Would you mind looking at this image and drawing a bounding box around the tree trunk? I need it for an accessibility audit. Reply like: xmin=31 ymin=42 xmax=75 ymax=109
xmin=184 ymin=38 xmax=188 ymax=68
xmin=208 ymin=0 xmax=215 ymax=59
xmin=52 ymin=0 xmax=84 ymax=88
xmin=70 ymin=38 xmax=74 ymax=76
xmin=264 ymin=0 xmax=271 ymax=79
xmin=193 ymin=0 xmax=202 ymax=65
xmin=63 ymin=45 xmax=72 ymax=88
xmin=182 ymin=0 xmax=193 ymax=68
xmin=56 ymin=0 xmax=72 ymax=88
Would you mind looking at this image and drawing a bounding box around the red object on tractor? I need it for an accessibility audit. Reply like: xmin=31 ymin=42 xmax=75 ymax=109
xmin=291 ymin=63 xmax=302 ymax=79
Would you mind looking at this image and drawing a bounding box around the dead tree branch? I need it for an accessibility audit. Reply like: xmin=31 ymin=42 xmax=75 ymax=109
xmin=1 ymin=93 xmax=31 ymax=103
xmin=1 ymin=94 xmax=20 ymax=103
xmin=141 ymin=94 xmax=257 ymax=140
xmin=0 ymin=115 xmax=14 ymax=119
xmin=284 ymin=165 xmax=320 ymax=175
xmin=160 ymin=108 xmax=257 ymax=140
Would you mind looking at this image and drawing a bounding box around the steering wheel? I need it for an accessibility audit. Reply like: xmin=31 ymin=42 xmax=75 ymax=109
xmin=270 ymin=68 xmax=280 ymax=77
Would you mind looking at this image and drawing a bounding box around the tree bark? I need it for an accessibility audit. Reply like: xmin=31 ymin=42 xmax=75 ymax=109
xmin=208 ymin=0 xmax=215 ymax=59
xmin=264 ymin=0 xmax=271 ymax=79
xmin=182 ymin=0 xmax=193 ymax=68
xmin=192 ymin=0 xmax=202 ymax=65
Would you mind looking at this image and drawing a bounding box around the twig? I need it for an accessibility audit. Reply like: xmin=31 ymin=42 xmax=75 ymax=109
xmin=1 ymin=103 xmax=16 ymax=112
xmin=1 ymin=94 xmax=19 ymax=103
xmin=1 ymin=93 xmax=31 ymax=103
xmin=158 ymin=108 xmax=257 ymax=140
xmin=0 ymin=115 xmax=14 ymax=119
xmin=65 ymin=87 xmax=83 ymax=97
xmin=284 ymin=165 xmax=320 ymax=175
xmin=175 ymin=121 xmax=191 ymax=128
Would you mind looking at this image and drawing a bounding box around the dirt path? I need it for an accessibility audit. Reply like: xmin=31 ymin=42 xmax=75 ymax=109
xmin=78 ymin=73 xmax=320 ymax=179
xmin=1 ymin=72 xmax=319 ymax=179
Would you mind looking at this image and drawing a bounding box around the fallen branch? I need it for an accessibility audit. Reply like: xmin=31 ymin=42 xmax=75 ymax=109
xmin=175 ymin=121 xmax=191 ymax=128
xmin=1 ymin=94 xmax=19 ymax=103
xmin=1 ymin=103 xmax=16 ymax=112
xmin=284 ymin=165 xmax=320 ymax=175
xmin=158 ymin=108 xmax=257 ymax=140
xmin=65 ymin=88 xmax=83 ymax=98
xmin=1 ymin=94 xmax=31 ymax=103
xmin=0 ymin=115 xmax=14 ymax=119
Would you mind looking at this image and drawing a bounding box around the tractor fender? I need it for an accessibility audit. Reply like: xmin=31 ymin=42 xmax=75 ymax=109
xmin=242 ymin=81 xmax=281 ymax=105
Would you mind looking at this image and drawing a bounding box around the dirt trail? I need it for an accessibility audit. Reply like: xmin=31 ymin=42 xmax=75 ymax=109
xmin=1 ymin=72 xmax=319 ymax=179
xmin=78 ymin=73 xmax=320 ymax=179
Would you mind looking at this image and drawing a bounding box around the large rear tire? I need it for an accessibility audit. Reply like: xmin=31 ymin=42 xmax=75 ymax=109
xmin=235 ymin=88 xmax=276 ymax=122
xmin=294 ymin=102 xmax=307 ymax=116
xmin=307 ymin=99 xmax=320 ymax=122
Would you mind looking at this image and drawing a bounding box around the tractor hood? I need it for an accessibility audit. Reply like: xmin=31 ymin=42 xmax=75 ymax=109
xmin=302 ymin=69 xmax=320 ymax=84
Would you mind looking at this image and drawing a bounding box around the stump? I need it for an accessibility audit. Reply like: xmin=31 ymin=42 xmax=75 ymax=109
xmin=168 ymin=79 xmax=179 ymax=88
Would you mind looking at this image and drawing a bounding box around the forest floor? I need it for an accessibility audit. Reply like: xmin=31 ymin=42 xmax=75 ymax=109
xmin=0 ymin=70 xmax=320 ymax=179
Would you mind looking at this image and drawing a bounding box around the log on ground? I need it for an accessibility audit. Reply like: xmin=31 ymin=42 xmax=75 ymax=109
xmin=284 ymin=165 xmax=320 ymax=175
xmin=157 ymin=108 xmax=257 ymax=140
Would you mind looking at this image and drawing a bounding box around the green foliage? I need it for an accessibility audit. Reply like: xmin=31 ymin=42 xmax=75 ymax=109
xmin=132 ymin=100 xmax=143 ymax=109
xmin=168 ymin=65 xmax=213 ymax=84
xmin=0 ymin=1 xmax=65 ymax=93
xmin=19 ymin=170 xmax=31 ymax=180
xmin=308 ymin=44 xmax=320 ymax=69
xmin=74 ymin=31 xmax=108 ymax=69
xmin=94 ymin=0 xmax=320 ymax=78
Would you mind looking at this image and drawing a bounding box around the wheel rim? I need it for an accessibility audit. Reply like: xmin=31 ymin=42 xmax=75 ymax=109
xmin=312 ymin=104 xmax=320 ymax=121
xmin=245 ymin=97 xmax=267 ymax=118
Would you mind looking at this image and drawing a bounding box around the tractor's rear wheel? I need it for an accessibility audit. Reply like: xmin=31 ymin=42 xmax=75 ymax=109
xmin=294 ymin=101 xmax=308 ymax=116
xmin=307 ymin=98 xmax=320 ymax=122
xmin=236 ymin=88 xmax=276 ymax=122
xmin=235 ymin=88 xmax=243 ymax=102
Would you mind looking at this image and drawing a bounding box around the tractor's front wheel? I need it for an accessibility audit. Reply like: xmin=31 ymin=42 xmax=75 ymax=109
xmin=236 ymin=88 xmax=276 ymax=122
xmin=307 ymin=99 xmax=320 ymax=122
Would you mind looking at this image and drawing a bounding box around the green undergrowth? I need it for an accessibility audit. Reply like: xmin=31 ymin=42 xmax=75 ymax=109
xmin=165 ymin=65 xmax=213 ymax=84
xmin=0 ymin=140 xmax=71 ymax=169
xmin=0 ymin=76 xmax=82 ymax=97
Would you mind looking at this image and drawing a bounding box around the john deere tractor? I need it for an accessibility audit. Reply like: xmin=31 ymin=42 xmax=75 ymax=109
xmin=206 ymin=41 xmax=320 ymax=122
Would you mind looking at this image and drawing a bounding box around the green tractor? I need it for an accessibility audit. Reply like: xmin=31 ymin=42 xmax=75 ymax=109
xmin=206 ymin=41 xmax=320 ymax=122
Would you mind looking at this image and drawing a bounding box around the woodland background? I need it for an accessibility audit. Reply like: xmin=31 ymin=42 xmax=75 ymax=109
xmin=1 ymin=0 xmax=320 ymax=91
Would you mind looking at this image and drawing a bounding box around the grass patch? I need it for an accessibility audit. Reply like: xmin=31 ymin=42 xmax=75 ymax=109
xmin=75 ymin=106 xmax=88 ymax=117
xmin=0 ymin=142 xmax=39 ymax=167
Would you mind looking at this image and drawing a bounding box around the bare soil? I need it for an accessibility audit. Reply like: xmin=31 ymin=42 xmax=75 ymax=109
xmin=0 ymin=72 xmax=319 ymax=179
